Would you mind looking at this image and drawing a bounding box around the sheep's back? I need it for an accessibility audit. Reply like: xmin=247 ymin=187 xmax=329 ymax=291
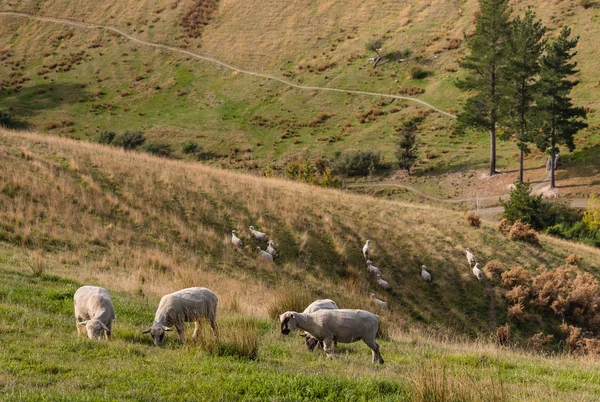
xmin=312 ymin=309 xmax=379 ymax=342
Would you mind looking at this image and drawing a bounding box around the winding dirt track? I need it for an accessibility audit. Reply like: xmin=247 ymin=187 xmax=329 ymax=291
xmin=0 ymin=11 xmax=457 ymax=119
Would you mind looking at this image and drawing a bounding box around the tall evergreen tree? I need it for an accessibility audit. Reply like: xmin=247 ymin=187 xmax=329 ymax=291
xmin=501 ymin=11 xmax=546 ymax=183
xmin=456 ymin=0 xmax=512 ymax=176
xmin=536 ymin=27 xmax=587 ymax=189
xmin=395 ymin=121 xmax=419 ymax=175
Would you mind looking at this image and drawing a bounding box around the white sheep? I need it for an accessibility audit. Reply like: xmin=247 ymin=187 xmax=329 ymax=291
xmin=142 ymin=287 xmax=218 ymax=345
xmin=74 ymin=286 xmax=115 ymax=340
xmin=473 ymin=263 xmax=483 ymax=282
xmin=231 ymin=230 xmax=243 ymax=247
xmin=362 ymin=240 xmax=371 ymax=261
xmin=280 ymin=309 xmax=384 ymax=364
xmin=366 ymin=260 xmax=381 ymax=277
xmin=370 ymin=293 xmax=387 ymax=309
xmin=266 ymin=240 xmax=278 ymax=257
xmin=301 ymin=299 xmax=339 ymax=351
xmin=376 ymin=274 xmax=390 ymax=290
xmin=466 ymin=248 xmax=477 ymax=267
xmin=256 ymin=247 xmax=274 ymax=263
xmin=249 ymin=226 xmax=268 ymax=242
xmin=421 ymin=265 xmax=432 ymax=282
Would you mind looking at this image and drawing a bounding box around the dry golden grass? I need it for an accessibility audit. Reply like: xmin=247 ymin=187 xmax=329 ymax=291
xmin=1 ymin=128 xmax=599 ymax=338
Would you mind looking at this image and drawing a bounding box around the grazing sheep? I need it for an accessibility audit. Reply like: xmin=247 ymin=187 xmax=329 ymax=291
xmin=466 ymin=248 xmax=477 ymax=267
xmin=74 ymin=286 xmax=115 ymax=340
xmin=256 ymin=246 xmax=274 ymax=263
xmin=266 ymin=240 xmax=278 ymax=257
xmin=301 ymin=299 xmax=339 ymax=351
xmin=142 ymin=287 xmax=218 ymax=346
xmin=473 ymin=263 xmax=483 ymax=282
xmin=370 ymin=293 xmax=387 ymax=309
xmin=376 ymin=274 xmax=390 ymax=290
xmin=362 ymin=240 xmax=371 ymax=261
xmin=280 ymin=309 xmax=384 ymax=364
xmin=231 ymin=230 xmax=243 ymax=247
xmin=249 ymin=226 xmax=268 ymax=242
xmin=366 ymin=260 xmax=381 ymax=277
xmin=421 ymin=265 xmax=432 ymax=282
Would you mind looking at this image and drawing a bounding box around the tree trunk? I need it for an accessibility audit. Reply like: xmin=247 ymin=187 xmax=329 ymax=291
xmin=489 ymin=125 xmax=497 ymax=176
xmin=519 ymin=148 xmax=524 ymax=183
xmin=550 ymin=158 xmax=556 ymax=189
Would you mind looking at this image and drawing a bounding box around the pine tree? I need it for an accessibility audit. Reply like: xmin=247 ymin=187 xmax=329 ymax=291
xmin=456 ymin=0 xmax=512 ymax=176
xmin=501 ymin=10 xmax=546 ymax=183
xmin=395 ymin=121 xmax=419 ymax=175
xmin=536 ymin=27 xmax=587 ymax=189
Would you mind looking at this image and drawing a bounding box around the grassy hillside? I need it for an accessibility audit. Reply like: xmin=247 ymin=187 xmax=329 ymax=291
xmin=1 ymin=130 xmax=600 ymax=400
xmin=0 ymin=0 xmax=599 ymax=197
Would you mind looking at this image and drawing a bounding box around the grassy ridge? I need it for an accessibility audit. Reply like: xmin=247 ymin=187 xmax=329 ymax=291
xmin=0 ymin=0 xmax=598 ymax=186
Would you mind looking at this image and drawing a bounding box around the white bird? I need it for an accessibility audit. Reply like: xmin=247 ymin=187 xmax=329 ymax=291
xmin=231 ymin=230 xmax=243 ymax=247
xmin=370 ymin=293 xmax=388 ymax=309
xmin=376 ymin=274 xmax=390 ymax=290
xmin=249 ymin=226 xmax=268 ymax=242
xmin=266 ymin=240 xmax=278 ymax=257
xmin=473 ymin=263 xmax=483 ymax=282
xmin=366 ymin=260 xmax=381 ymax=276
xmin=466 ymin=248 xmax=477 ymax=267
xmin=362 ymin=240 xmax=371 ymax=261
xmin=421 ymin=265 xmax=431 ymax=282
xmin=256 ymin=247 xmax=273 ymax=263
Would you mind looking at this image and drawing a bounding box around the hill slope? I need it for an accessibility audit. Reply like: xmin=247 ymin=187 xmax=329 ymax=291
xmin=0 ymin=0 xmax=598 ymax=195
xmin=1 ymin=128 xmax=599 ymax=338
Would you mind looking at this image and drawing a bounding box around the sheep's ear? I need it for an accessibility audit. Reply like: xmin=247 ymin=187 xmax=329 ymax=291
xmin=78 ymin=321 xmax=88 ymax=326
xmin=291 ymin=313 xmax=295 ymax=319
xmin=142 ymin=327 xmax=152 ymax=334
xmin=163 ymin=326 xmax=173 ymax=332
xmin=299 ymin=333 xmax=306 ymax=337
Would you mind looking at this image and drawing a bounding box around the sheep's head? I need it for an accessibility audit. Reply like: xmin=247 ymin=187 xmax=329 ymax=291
xmin=300 ymin=332 xmax=322 ymax=351
xmin=232 ymin=230 xmax=237 ymax=235
xmin=421 ymin=265 xmax=426 ymax=270
xmin=279 ymin=312 xmax=298 ymax=335
xmin=142 ymin=324 xmax=172 ymax=346
xmin=366 ymin=260 xmax=372 ymax=265
xmin=370 ymin=293 xmax=376 ymax=300
xmin=249 ymin=226 xmax=255 ymax=231
xmin=79 ymin=319 xmax=110 ymax=340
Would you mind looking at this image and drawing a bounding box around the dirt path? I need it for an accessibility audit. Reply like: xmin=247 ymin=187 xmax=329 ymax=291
xmin=0 ymin=11 xmax=457 ymax=119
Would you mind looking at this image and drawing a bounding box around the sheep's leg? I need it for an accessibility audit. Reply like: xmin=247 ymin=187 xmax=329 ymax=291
xmin=323 ymin=337 xmax=335 ymax=359
xmin=106 ymin=323 xmax=112 ymax=340
xmin=192 ymin=321 xmax=201 ymax=338
xmin=75 ymin=316 xmax=83 ymax=336
xmin=209 ymin=313 xmax=219 ymax=339
xmin=364 ymin=339 xmax=384 ymax=364
xmin=176 ymin=324 xmax=185 ymax=343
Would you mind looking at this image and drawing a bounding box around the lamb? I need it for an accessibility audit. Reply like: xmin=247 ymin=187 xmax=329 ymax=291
xmin=421 ymin=265 xmax=432 ymax=282
xmin=362 ymin=240 xmax=371 ymax=261
xmin=74 ymin=286 xmax=115 ymax=340
xmin=266 ymin=240 xmax=278 ymax=257
xmin=280 ymin=309 xmax=384 ymax=364
xmin=256 ymin=247 xmax=274 ymax=263
xmin=473 ymin=263 xmax=483 ymax=282
xmin=466 ymin=248 xmax=477 ymax=267
xmin=370 ymin=293 xmax=387 ymax=309
xmin=366 ymin=260 xmax=381 ymax=277
xmin=231 ymin=230 xmax=243 ymax=247
xmin=142 ymin=287 xmax=218 ymax=346
xmin=249 ymin=226 xmax=268 ymax=242
xmin=376 ymin=274 xmax=390 ymax=290
xmin=301 ymin=299 xmax=339 ymax=351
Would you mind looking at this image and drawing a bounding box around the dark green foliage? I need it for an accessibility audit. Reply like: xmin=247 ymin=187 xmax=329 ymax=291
xmin=333 ymin=150 xmax=383 ymax=176
xmin=501 ymin=11 xmax=546 ymax=183
xmin=180 ymin=140 xmax=202 ymax=155
xmin=501 ymin=181 xmax=548 ymax=230
xmin=409 ymin=65 xmax=431 ymax=79
xmin=0 ymin=110 xmax=12 ymax=126
xmin=97 ymin=130 xmax=117 ymax=145
xmin=284 ymin=157 xmax=341 ymax=187
xmin=143 ymin=142 xmax=173 ymax=157
xmin=456 ymin=0 xmax=512 ymax=176
xmin=112 ymin=130 xmax=146 ymax=150
xmin=536 ymin=27 xmax=588 ymax=188
xmin=366 ymin=38 xmax=385 ymax=54
xmin=395 ymin=121 xmax=420 ymax=174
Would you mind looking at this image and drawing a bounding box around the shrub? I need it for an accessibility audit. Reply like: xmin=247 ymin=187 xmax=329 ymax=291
xmin=483 ymin=261 xmax=504 ymax=280
xmin=496 ymin=324 xmax=511 ymax=346
xmin=505 ymin=285 xmax=530 ymax=305
xmin=97 ymin=131 xmax=116 ymax=145
xmin=466 ymin=212 xmax=481 ymax=228
xmin=582 ymin=193 xmax=600 ymax=231
xmin=143 ymin=142 xmax=173 ymax=157
xmin=395 ymin=121 xmax=419 ymax=174
xmin=408 ymin=65 xmax=430 ymax=79
xmin=181 ymin=140 xmax=201 ymax=155
xmin=497 ymin=219 xmax=511 ymax=235
xmin=0 ymin=110 xmax=13 ymax=126
xmin=560 ymin=322 xmax=584 ymax=353
xmin=507 ymin=302 xmax=526 ymax=323
xmin=566 ymin=254 xmax=580 ymax=266
xmin=507 ymin=221 xmax=539 ymax=246
xmin=501 ymin=266 xmax=530 ymax=288
xmin=527 ymin=332 xmax=553 ymax=352
xmin=113 ymin=130 xmax=146 ymax=150
xmin=501 ymin=182 xmax=547 ymax=230
xmin=579 ymin=0 xmax=596 ymax=9
xmin=333 ymin=150 xmax=383 ymax=176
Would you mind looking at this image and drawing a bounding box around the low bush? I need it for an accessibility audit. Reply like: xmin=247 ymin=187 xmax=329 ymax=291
xmin=566 ymin=254 xmax=581 ymax=266
xmin=143 ymin=142 xmax=173 ymax=158
xmin=507 ymin=221 xmax=539 ymax=246
xmin=113 ymin=130 xmax=146 ymax=150
xmin=333 ymin=150 xmax=383 ymax=176
xmin=466 ymin=212 xmax=481 ymax=228
xmin=97 ymin=131 xmax=116 ymax=145
xmin=483 ymin=261 xmax=505 ymax=280
xmin=408 ymin=65 xmax=431 ymax=79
